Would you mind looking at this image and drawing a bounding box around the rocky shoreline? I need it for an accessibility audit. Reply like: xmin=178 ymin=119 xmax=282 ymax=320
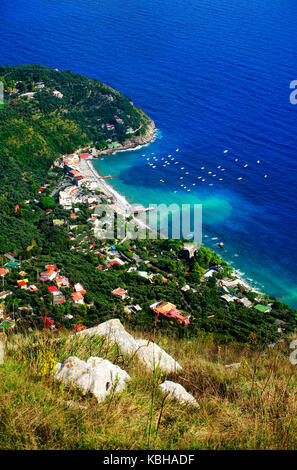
xmin=97 ymin=120 xmax=156 ymax=156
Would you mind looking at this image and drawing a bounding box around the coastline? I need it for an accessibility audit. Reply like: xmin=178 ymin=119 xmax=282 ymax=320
xmin=78 ymin=124 xmax=158 ymax=232
xmin=78 ymin=126 xmax=265 ymax=299
xmin=96 ymin=120 xmax=156 ymax=157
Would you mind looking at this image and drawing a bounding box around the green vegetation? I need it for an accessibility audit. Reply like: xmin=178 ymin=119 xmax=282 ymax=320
xmin=0 ymin=64 xmax=296 ymax=451
xmin=0 ymin=64 xmax=152 ymax=249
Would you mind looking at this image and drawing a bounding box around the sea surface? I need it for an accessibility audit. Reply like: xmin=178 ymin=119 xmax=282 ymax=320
xmin=1 ymin=0 xmax=297 ymax=306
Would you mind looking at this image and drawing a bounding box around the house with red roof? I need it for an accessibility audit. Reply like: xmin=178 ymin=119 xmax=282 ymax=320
xmin=48 ymin=286 xmax=59 ymax=294
xmin=42 ymin=316 xmax=55 ymax=329
xmin=71 ymin=292 xmax=85 ymax=304
xmin=112 ymin=288 xmax=128 ymax=300
xmin=107 ymin=260 xmax=121 ymax=268
xmin=150 ymin=301 xmax=190 ymax=326
xmin=80 ymin=153 xmax=91 ymax=159
xmin=17 ymin=279 xmax=28 ymax=289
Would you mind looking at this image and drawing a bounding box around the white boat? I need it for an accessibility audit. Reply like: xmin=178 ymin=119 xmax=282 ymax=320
xmin=223 ymin=149 xmax=228 ymax=153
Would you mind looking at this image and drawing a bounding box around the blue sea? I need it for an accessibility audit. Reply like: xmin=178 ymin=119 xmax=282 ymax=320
xmin=1 ymin=0 xmax=297 ymax=307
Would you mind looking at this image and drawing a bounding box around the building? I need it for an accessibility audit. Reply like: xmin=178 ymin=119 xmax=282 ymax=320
xmin=150 ymin=301 xmax=190 ymax=326
xmin=221 ymin=294 xmax=239 ymax=304
xmin=181 ymin=243 xmax=197 ymax=260
xmin=112 ymin=288 xmax=128 ymax=300
xmin=17 ymin=280 xmax=28 ymax=289
xmin=0 ymin=268 xmax=9 ymax=277
xmin=53 ymin=90 xmax=63 ymax=99
xmin=240 ymin=297 xmax=253 ymax=308
xmin=74 ymin=283 xmax=86 ymax=294
xmin=59 ymin=186 xmax=78 ymax=210
xmin=80 ymin=153 xmax=91 ymax=159
xmin=71 ymin=292 xmax=85 ymax=304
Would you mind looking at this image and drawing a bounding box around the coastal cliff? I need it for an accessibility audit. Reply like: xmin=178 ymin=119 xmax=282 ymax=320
xmin=0 ymin=64 xmax=154 ymax=170
xmin=98 ymin=119 xmax=156 ymax=155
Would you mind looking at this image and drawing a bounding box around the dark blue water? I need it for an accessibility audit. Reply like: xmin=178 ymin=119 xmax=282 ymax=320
xmin=1 ymin=0 xmax=297 ymax=306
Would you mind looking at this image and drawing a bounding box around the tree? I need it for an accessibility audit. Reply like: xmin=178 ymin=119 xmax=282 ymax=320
xmin=40 ymin=197 xmax=56 ymax=209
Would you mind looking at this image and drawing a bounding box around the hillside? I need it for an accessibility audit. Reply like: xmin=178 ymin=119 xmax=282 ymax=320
xmin=0 ymin=64 xmax=154 ymax=250
xmin=0 ymin=65 xmax=296 ymax=451
xmin=0 ymin=325 xmax=296 ymax=450
xmin=0 ymin=67 xmax=296 ymax=347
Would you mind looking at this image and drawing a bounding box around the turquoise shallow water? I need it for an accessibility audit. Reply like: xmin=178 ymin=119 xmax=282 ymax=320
xmin=93 ymin=135 xmax=297 ymax=307
xmin=1 ymin=0 xmax=297 ymax=306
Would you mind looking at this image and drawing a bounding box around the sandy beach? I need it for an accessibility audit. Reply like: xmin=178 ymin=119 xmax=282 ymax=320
xmin=78 ymin=157 xmax=154 ymax=233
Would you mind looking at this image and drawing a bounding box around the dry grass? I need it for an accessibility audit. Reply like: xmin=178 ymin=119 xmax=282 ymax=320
xmin=0 ymin=328 xmax=296 ymax=450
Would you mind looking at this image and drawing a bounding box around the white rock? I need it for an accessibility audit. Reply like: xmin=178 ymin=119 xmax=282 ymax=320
xmin=0 ymin=340 xmax=4 ymax=365
xmin=159 ymin=380 xmax=199 ymax=408
xmin=135 ymin=339 xmax=182 ymax=374
xmin=224 ymin=362 xmax=241 ymax=369
xmin=80 ymin=319 xmax=182 ymax=374
xmin=80 ymin=319 xmax=138 ymax=356
xmin=54 ymin=355 xmax=130 ymax=402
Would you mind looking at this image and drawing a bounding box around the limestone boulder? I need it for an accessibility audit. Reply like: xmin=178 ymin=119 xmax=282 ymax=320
xmin=135 ymin=339 xmax=182 ymax=374
xmin=54 ymin=355 xmax=130 ymax=402
xmin=159 ymin=380 xmax=199 ymax=408
xmin=79 ymin=319 xmax=182 ymax=374
xmin=79 ymin=319 xmax=138 ymax=356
